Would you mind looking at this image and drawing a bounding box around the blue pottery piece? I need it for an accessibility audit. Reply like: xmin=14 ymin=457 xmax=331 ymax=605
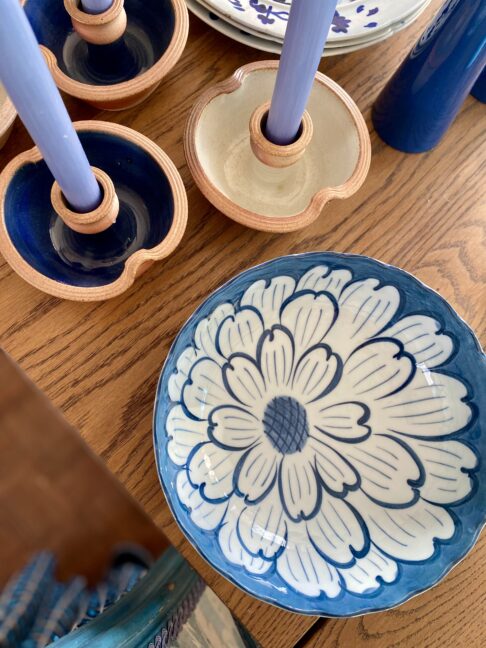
xmin=372 ymin=0 xmax=486 ymax=153
xmin=24 ymin=0 xmax=175 ymax=87
xmin=4 ymin=130 xmax=172 ymax=286
xmin=471 ymin=66 xmax=486 ymax=103
xmin=0 ymin=122 xmax=187 ymax=300
xmin=154 ymin=252 xmax=486 ymax=616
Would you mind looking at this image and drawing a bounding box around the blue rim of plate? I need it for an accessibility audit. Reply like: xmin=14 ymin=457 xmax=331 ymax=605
xmin=153 ymin=252 xmax=486 ymax=617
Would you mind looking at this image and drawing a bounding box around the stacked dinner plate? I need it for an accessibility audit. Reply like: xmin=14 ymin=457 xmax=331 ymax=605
xmin=186 ymin=0 xmax=432 ymax=55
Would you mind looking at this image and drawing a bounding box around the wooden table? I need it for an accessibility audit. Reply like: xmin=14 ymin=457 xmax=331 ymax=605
xmin=0 ymin=1 xmax=485 ymax=645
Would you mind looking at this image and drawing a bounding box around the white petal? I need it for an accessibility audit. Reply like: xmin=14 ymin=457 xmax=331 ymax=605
xmin=292 ymin=345 xmax=340 ymax=403
xmin=407 ymin=438 xmax=478 ymax=504
xmin=241 ymin=276 xmax=296 ymax=329
xmin=297 ymin=265 xmax=352 ymax=300
xmin=223 ymin=355 xmax=266 ymax=408
xmin=343 ymin=339 xmax=414 ymax=402
xmin=338 ymin=545 xmax=398 ymax=594
xmin=347 ymin=491 xmax=455 ymax=561
xmin=166 ymin=405 xmax=208 ymax=466
xmin=327 ymin=434 xmax=421 ymax=505
xmin=194 ymin=303 xmax=234 ymax=362
xmin=279 ymin=450 xmax=320 ymax=520
xmin=219 ymin=498 xmax=271 ymax=574
xmin=277 ymin=535 xmax=341 ymax=598
xmin=209 ymin=405 xmax=261 ymax=449
xmin=310 ymin=402 xmax=370 ymax=441
xmin=216 ymin=307 xmax=264 ymax=360
xmin=237 ymin=498 xmax=287 ymax=559
xmin=306 ymin=495 xmax=365 ymax=565
xmin=236 ymin=443 xmax=279 ymax=502
xmin=182 ymin=358 xmax=231 ymax=420
xmin=258 ymin=327 xmax=294 ymax=390
xmin=168 ymin=346 xmax=198 ymax=402
xmin=280 ymin=292 xmax=337 ymax=357
xmin=326 ymin=279 xmax=400 ymax=359
xmin=176 ymin=471 xmax=228 ymax=531
xmin=188 ymin=442 xmax=242 ymax=501
xmin=384 ymin=315 xmax=453 ymax=368
xmin=377 ymin=369 xmax=472 ymax=438
xmin=308 ymin=436 xmax=359 ymax=495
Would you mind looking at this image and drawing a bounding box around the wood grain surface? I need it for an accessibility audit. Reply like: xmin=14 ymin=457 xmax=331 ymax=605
xmin=0 ymin=349 xmax=168 ymax=587
xmin=0 ymin=1 xmax=485 ymax=645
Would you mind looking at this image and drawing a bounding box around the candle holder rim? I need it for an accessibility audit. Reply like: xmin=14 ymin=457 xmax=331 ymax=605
xmin=64 ymin=0 xmax=124 ymax=25
xmin=184 ymin=60 xmax=371 ymax=233
xmin=39 ymin=0 xmax=188 ymax=105
xmin=249 ymin=100 xmax=313 ymax=167
xmin=0 ymin=95 xmax=17 ymax=139
xmin=0 ymin=120 xmax=188 ymax=301
xmin=51 ymin=166 xmax=119 ymax=234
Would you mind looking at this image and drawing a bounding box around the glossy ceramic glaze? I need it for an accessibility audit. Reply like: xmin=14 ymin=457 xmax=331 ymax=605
xmin=185 ymin=62 xmax=370 ymax=232
xmin=372 ymin=0 xmax=486 ymax=153
xmin=24 ymin=0 xmax=188 ymax=110
xmin=154 ymin=252 xmax=485 ymax=616
xmin=0 ymin=122 xmax=187 ymax=301
xmin=200 ymin=0 xmax=429 ymax=42
xmin=471 ymin=66 xmax=486 ymax=103
xmin=187 ymin=0 xmax=431 ymax=55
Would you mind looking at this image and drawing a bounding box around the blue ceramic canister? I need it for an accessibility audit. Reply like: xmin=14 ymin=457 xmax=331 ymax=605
xmin=372 ymin=0 xmax=486 ymax=153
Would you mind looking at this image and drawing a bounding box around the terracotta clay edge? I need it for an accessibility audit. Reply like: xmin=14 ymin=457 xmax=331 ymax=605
xmin=0 ymin=120 xmax=188 ymax=301
xmin=249 ymin=101 xmax=313 ymax=168
xmin=0 ymin=96 xmax=17 ymax=149
xmin=64 ymin=0 xmax=127 ymax=45
xmin=184 ymin=60 xmax=371 ymax=233
xmin=41 ymin=0 xmax=189 ymax=105
xmin=51 ymin=166 xmax=119 ymax=234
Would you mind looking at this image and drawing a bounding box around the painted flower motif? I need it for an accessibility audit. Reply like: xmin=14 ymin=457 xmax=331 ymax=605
xmin=165 ymin=265 xmax=478 ymax=598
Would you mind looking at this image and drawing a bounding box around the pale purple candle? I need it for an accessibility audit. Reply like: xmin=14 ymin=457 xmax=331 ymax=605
xmin=266 ymin=0 xmax=339 ymax=145
xmin=81 ymin=0 xmax=113 ymax=14
xmin=0 ymin=0 xmax=101 ymax=212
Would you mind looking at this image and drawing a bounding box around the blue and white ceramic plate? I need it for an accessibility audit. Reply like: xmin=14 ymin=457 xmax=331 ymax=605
xmin=199 ymin=0 xmax=429 ymax=42
xmin=187 ymin=0 xmax=430 ymax=56
xmin=154 ymin=253 xmax=485 ymax=616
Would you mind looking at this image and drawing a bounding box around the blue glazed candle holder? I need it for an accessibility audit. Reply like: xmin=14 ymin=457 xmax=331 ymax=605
xmin=24 ymin=0 xmax=189 ymax=110
xmin=372 ymin=0 xmax=486 ymax=153
xmin=0 ymin=121 xmax=187 ymax=301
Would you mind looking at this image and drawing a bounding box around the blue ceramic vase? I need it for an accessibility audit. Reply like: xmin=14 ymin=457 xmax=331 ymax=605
xmin=471 ymin=66 xmax=486 ymax=103
xmin=372 ymin=0 xmax=486 ymax=153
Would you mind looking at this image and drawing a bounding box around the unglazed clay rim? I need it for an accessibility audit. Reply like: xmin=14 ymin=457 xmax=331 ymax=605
xmin=0 ymin=94 xmax=17 ymax=145
xmin=51 ymin=166 xmax=119 ymax=234
xmin=40 ymin=0 xmax=188 ymax=103
xmin=185 ymin=61 xmax=371 ymax=233
xmin=0 ymin=120 xmax=188 ymax=302
xmin=64 ymin=0 xmax=124 ymax=25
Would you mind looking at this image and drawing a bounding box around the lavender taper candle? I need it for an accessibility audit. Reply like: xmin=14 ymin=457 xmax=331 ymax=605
xmin=0 ymin=0 xmax=101 ymax=213
xmin=81 ymin=0 xmax=113 ymax=13
xmin=266 ymin=0 xmax=338 ymax=145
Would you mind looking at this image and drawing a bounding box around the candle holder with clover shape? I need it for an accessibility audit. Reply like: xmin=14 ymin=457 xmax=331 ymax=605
xmin=0 ymin=120 xmax=187 ymax=301
xmin=184 ymin=61 xmax=371 ymax=233
xmin=24 ymin=0 xmax=188 ymax=110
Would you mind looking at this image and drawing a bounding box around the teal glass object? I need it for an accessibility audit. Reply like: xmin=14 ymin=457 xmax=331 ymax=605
xmin=372 ymin=0 xmax=486 ymax=153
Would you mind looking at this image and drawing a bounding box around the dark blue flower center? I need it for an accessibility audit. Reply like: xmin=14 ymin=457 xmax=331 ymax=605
xmin=263 ymin=396 xmax=309 ymax=455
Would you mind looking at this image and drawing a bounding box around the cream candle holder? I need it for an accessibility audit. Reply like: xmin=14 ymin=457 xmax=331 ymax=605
xmin=185 ymin=61 xmax=371 ymax=233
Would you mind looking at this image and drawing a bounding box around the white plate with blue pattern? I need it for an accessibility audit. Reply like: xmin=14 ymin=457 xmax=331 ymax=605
xmin=154 ymin=253 xmax=485 ymax=616
xmin=199 ymin=0 xmax=429 ymax=43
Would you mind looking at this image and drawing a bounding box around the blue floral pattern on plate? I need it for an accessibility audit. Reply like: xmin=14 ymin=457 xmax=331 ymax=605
xmin=199 ymin=0 xmax=428 ymax=41
xmin=154 ymin=253 xmax=485 ymax=615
